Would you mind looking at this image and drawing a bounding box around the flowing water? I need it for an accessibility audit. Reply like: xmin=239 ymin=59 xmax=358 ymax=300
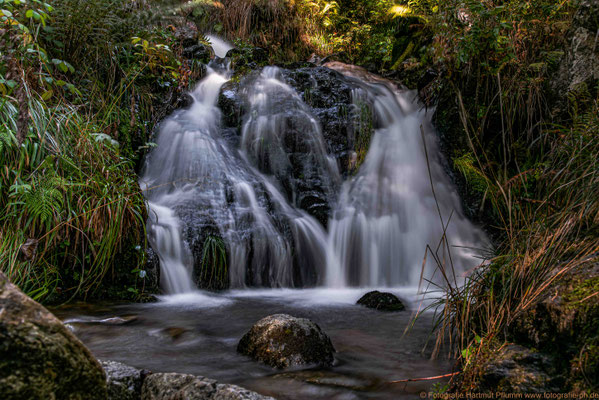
xmin=55 ymin=289 xmax=451 ymax=400
xmin=324 ymin=63 xmax=488 ymax=288
xmin=66 ymin=40 xmax=491 ymax=399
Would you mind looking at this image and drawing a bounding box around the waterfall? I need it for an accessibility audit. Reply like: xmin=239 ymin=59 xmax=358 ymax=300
xmin=141 ymin=51 xmax=487 ymax=294
xmin=325 ymin=63 xmax=488 ymax=287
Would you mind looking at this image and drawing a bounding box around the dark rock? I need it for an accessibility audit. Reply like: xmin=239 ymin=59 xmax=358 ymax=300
xmin=551 ymin=0 xmax=599 ymax=113
xmin=141 ymin=372 xmax=274 ymax=400
xmin=0 ymin=272 xmax=107 ymax=400
xmin=175 ymin=25 xmax=200 ymax=48
xmin=357 ymin=291 xmax=405 ymax=311
xmin=183 ymin=44 xmax=213 ymax=63
xmin=101 ymin=360 xmax=145 ymax=400
xmin=145 ymin=245 xmax=161 ymax=292
xmin=509 ymin=264 xmax=599 ymax=389
xmin=280 ymin=66 xmax=367 ymax=178
xmin=475 ymin=345 xmax=561 ymax=393
xmin=217 ymin=80 xmax=244 ymax=129
xmin=237 ymin=314 xmax=335 ymax=369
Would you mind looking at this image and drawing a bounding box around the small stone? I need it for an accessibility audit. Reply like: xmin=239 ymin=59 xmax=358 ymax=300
xmin=356 ymin=291 xmax=405 ymax=311
xmin=101 ymin=360 xmax=145 ymax=400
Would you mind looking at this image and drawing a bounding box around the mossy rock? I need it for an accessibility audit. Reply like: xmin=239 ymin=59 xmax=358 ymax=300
xmin=237 ymin=314 xmax=335 ymax=369
xmin=357 ymin=291 xmax=405 ymax=311
xmin=0 ymin=272 xmax=107 ymax=400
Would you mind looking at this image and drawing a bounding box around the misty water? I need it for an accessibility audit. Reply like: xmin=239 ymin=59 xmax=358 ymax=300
xmin=58 ymin=39 xmax=489 ymax=399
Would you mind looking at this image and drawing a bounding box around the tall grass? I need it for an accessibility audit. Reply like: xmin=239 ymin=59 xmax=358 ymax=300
xmin=0 ymin=87 xmax=147 ymax=303
xmin=424 ymin=88 xmax=598 ymax=390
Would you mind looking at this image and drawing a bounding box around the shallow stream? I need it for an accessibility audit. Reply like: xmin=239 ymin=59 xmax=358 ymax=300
xmin=54 ymin=289 xmax=452 ymax=399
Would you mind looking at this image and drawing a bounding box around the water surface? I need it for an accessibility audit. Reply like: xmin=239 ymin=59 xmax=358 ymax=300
xmin=54 ymin=289 xmax=452 ymax=399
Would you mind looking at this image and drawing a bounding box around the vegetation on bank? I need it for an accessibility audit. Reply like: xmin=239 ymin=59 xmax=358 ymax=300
xmin=0 ymin=0 xmax=194 ymax=302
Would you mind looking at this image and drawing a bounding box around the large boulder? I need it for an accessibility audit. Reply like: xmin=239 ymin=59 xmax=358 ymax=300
xmin=0 ymin=272 xmax=107 ymax=400
xmin=356 ymin=291 xmax=405 ymax=311
xmin=237 ymin=314 xmax=335 ymax=369
xmin=141 ymin=372 xmax=274 ymax=400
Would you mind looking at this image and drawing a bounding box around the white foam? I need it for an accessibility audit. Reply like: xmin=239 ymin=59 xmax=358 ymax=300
xmin=156 ymin=291 xmax=234 ymax=308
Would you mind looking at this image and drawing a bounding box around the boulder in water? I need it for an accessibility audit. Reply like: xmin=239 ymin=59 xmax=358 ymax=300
xmin=237 ymin=314 xmax=335 ymax=369
xmin=141 ymin=372 xmax=274 ymax=400
xmin=0 ymin=272 xmax=107 ymax=400
xmin=357 ymin=291 xmax=406 ymax=311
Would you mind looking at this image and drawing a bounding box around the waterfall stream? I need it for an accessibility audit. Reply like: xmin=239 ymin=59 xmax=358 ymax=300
xmin=140 ymin=52 xmax=488 ymax=295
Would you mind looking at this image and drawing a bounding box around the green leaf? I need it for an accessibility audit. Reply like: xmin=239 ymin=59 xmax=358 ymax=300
xmin=41 ymin=89 xmax=53 ymax=101
xmin=25 ymin=9 xmax=33 ymax=18
xmin=0 ymin=9 xmax=13 ymax=18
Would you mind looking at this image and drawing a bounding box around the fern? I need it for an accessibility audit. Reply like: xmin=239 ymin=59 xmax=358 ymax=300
xmin=20 ymin=177 xmax=65 ymax=230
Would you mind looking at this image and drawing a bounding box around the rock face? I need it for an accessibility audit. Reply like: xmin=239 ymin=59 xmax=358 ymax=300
xmin=0 ymin=272 xmax=107 ymax=400
xmin=237 ymin=314 xmax=335 ymax=369
xmin=102 ymin=360 xmax=148 ymax=400
xmin=509 ymin=264 xmax=599 ymax=390
xmin=476 ymin=345 xmax=561 ymax=393
xmin=552 ymin=0 xmax=599 ymax=110
xmin=357 ymin=291 xmax=406 ymax=311
xmin=141 ymin=372 xmax=274 ymax=400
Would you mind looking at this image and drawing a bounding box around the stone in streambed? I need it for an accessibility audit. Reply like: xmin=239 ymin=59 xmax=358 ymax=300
xmin=237 ymin=314 xmax=335 ymax=369
xmin=101 ymin=360 xmax=147 ymax=400
xmin=357 ymin=291 xmax=405 ymax=311
xmin=0 ymin=272 xmax=107 ymax=400
xmin=141 ymin=372 xmax=274 ymax=400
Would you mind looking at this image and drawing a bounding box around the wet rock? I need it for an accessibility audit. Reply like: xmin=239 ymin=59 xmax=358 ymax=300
xmin=174 ymin=25 xmax=213 ymax=63
xmin=0 ymin=272 xmax=107 ymax=400
xmin=145 ymin=245 xmax=161 ymax=293
xmin=141 ymin=372 xmax=274 ymax=400
xmin=162 ymin=327 xmax=187 ymax=340
xmin=183 ymin=44 xmax=213 ymax=63
xmin=218 ymin=80 xmax=244 ymax=129
xmin=275 ymin=370 xmax=373 ymax=391
xmin=237 ymin=314 xmax=335 ymax=369
xmin=281 ymin=67 xmax=360 ymax=177
xmin=101 ymin=360 xmax=146 ymax=400
xmin=357 ymin=291 xmax=406 ymax=311
xmin=476 ymin=345 xmax=560 ymax=393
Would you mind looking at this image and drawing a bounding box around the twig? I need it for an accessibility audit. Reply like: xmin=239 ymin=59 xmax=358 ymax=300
xmin=389 ymin=372 xmax=459 ymax=384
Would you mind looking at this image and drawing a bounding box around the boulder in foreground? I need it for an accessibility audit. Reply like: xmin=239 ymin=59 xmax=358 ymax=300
xmin=0 ymin=272 xmax=107 ymax=400
xmin=237 ymin=314 xmax=335 ymax=369
xmin=357 ymin=291 xmax=405 ymax=311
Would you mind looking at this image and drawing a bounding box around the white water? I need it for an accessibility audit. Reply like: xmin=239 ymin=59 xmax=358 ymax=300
xmin=205 ymin=34 xmax=233 ymax=58
xmin=325 ymin=68 xmax=488 ymax=287
xmin=141 ymin=52 xmax=488 ymax=295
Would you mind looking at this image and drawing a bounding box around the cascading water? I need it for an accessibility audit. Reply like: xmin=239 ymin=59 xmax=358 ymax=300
xmin=141 ymin=49 xmax=487 ymax=294
xmin=141 ymin=58 xmax=331 ymax=294
xmin=325 ymin=63 xmax=488 ymax=287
